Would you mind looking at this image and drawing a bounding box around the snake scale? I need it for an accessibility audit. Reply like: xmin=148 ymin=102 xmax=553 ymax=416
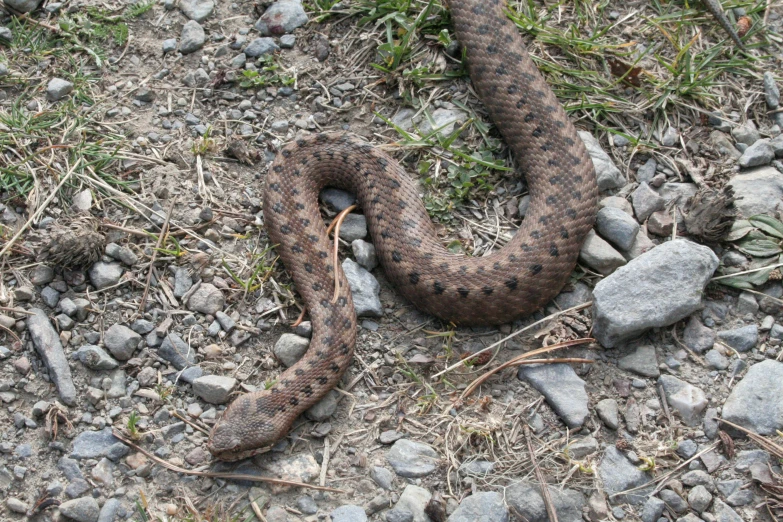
xmin=207 ymin=0 xmax=599 ymax=461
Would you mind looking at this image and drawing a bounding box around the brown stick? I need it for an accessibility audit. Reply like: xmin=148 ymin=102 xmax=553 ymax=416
xmin=525 ymin=425 xmax=559 ymax=522
xmin=138 ymin=201 xmax=175 ymax=313
xmin=326 ymin=204 xmax=357 ymax=303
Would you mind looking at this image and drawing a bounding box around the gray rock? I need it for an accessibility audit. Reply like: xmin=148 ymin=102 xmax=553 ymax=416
xmin=661 ymin=126 xmax=679 ymax=147
xmin=321 ymin=188 xmax=356 ymax=211
xmin=447 ymin=492 xmax=508 ymax=522
xmin=722 ymin=359 xmax=783 ymax=435
xmin=624 ymin=230 xmax=656 ymax=260
xmin=352 ymin=239 xmax=378 ymax=271
xmin=158 ymin=333 xmax=196 ymax=370
xmin=296 ymin=495 xmax=317 ymax=515
xmin=713 ymin=499 xmax=743 ymax=522
xmin=394 ymin=485 xmax=431 ymax=522
xmin=179 ymin=0 xmax=213 ymax=21
xmin=578 ymin=229 xmax=627 ymax=275
xmin=255 ymin=0 xmax=308 ymax=36
xmin=76 ymin=345 xmax=119 ymax=370
xmin=684 ymin=316 xmax=715 ymax=354
xmin=578 ymin=131 xmax=625 ymax=190
xmin=598 ymin=446 xmax=652 ymax=504
xmin=27 ymin=309 xmax=76 ymax=405
xmin=771 ymin=134 xmax=783 ymax=158
xmin=88 ymin=262 xmax=123 ymax=289
xmin=244 ymin=37 xmax=280 ymax=57
xmin=726 ymin=166 xmax=783 ymax=217
xmin=4 ymin=0 xmax=42 ymax=12
xmin=386 ymin=509 xmax=414 ymax=522
xmin=517 ymin=363 xmax=588 ymax=428
xmin=40 ymin=286 xmax=60 ymax=308
xmin=640 ymin=496 xmax=665 ymax=522
xmin=566 ymin=436 xmax=598 ymax=458
xmin=104 ymin=324 xmax=141 ymax=360
xmin=736 ymin=291 xmax=759 ymax=315
xmin=418 ymin=107 xmax=468 ymax=138
xmin=59 ymin=497 xmax=100 ymax=522
xmin=131 ymin=319 xmax=155 ymax=335
xmin=105 ymin=243 xmax=138 ymax=266
xmin=370 ymin=466 xmax=394 ymax=490
xmin=658 ymin=374 xmax=707 ymax=426
xmin=386 ymin=439 xmax=439 ymax=478
xmin=330 ymin=505 xmax=367 ymax=522
xmin=71 ymin=428 xmax=126 ymax=460
xmin=717 ymin=325 xmax=758 ymax=352
xmin=192 ymin=375 xmax=236 ymax=404
xmin=725 ymin=489 xmax=753 ymax=507
xmin=632 ymin=182 xmax=666 ymax=221
xmin=31 ymin=265 xmax=55 ymax=285
xmin=273 ymin=333 xmax=310 ymax=367
xmin=506 ymin=481 xmax=585 ymax=522
xmin=46 ymin=78 xmax=73 ymax=101
xmin=280 ymin=34 xmax=296 ymax=48
xmin=705 ymin=349 xmax=729 ymax=370
xmin=591 ymin=239 xmax=719 ymax=347
xmin=689 ymin=485 xmax=713 ymax=513
xmin=338 ymin=214 xmax=367 ymax=241
xmin=595 ymin=398 xmax=620 ymax=429
xmin=676 ymin=439 xmax=699 ymax=459
xmin=187 ymin=283 xmax=224 ymax=314
xmin=162 ymin=38 xmax=177 ymax=53
xmin=305 ymin=389 xmax=338 ymax=421
xmin=732 ymin=121 xmax=760 ymax=145
xmin=764 ymin=71 xmax=780 ymax=109
xmin=342 ymin=258 xmax=382 ymax=317
xmin=618 ymin=344 xmax=659 ymax=377
xmin=739 ymin=139 xmax=774 ymax=168
xmin=180 ymin=20 xmax=206 ymax=54
xmin=659 ymin=489 xmax=688 ymax=513
xmin=637 ymin=158 xmax=658 ymax=183
xmin=215 ymin=311 xmax=236 ymax=333
xmin=97 ymin=498 xmax=120 ymax=522
xmin=596 ymin=206 xmax=640 ymax=251
xmin=459 ymin=460 xmax=495 ymax=476
xmin=172 ymin=267 xmax=193 ymax=297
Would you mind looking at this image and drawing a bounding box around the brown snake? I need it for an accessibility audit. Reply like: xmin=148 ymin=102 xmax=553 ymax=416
xmin=207 ymin=0 xmax=599 ymax=461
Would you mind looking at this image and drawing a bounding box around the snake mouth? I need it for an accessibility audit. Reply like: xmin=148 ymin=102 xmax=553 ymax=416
xmin=207 ymin=441 xmax=272 ymax=462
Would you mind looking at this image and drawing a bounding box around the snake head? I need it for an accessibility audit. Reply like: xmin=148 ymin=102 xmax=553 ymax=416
xmin=206 ymin=394 xmax=279 ymax=461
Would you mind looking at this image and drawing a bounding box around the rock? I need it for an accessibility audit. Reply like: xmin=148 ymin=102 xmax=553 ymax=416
xmin=595 ymin=398 xmax=620 ymax=429
xmin=97 ymin=498 xmax=120 ymax=522
xmin=179 ymin=0 xmax=213 ymax=21
xmin=352 ymin=239 xmax=378 ymax=271
xmin=27 ymin=309 xmax=76 ymax=405
xmin=88 ymin=262 xmax=123 ymax=289
xmin=660 ymin=126 xmax=679 ymax=146
xmin=255 ymin=0 xmax=308 ymax=36
xmin=732 ymin=121 xmax=760 ymax=145
xmin=676 ymin=439 xmax=699 ymax=459
xmin=158 ymin=333 xmax=196 ymax=370
xmin=4 ymin=0 xmax=42 ymax=12
xmin=172 ymin=267 xmax=193 ymax=297
xmin=330 ymin=505 xmax=367 ymax=522
xmin=273 ymin=333 xmax=310 ymax=367
xmin=713 ymin=499 xmax=743 ymax=522
xmin=568 ymin=436 xmax=598 ymax=458
xmin=40 ymin=286 xmax=60 ymax=307
xmin=717 ymin=325 xmax=758 ymax=352
xmin=447 ymin=492 xmax=508 ymax=522
xmin=737 ymin=291 xmax=759 ymax=315
xmin=187 ymin=283 xmax=224 ymax=314
xmin=722 ymin=359 xmax=783 ymax=435
xmin=180 ymin=20 xmax=206 ymax=54
xmin=591 ymin=240 xmax=719 ymax=347
xmin=280 ymin=34 xmax=296 ymax=48
xmin=578 ymin=229 xmax=627 ymax=275
xmin=386 ymin=439 xmax=439 ymax=478
xmin=688 ymin=485 xmax=712 ymax=513
xmin=705 ymin=349 xmax=729 ymax=370
xmin=726 ymin=166 xmax=783 ymax=217
xmin=517 ymin=363 xmax=588 ymax=428
xmin=76 ymin=345 xmax=119 ymax=370
xmin=104 ymin=324 xmax=141 ymax=360
xmin=659 ymin=489 xmax=688 ymax=513
xmin=554 ymin=281 xmax=592 ymax=309
xmin=418 ymin=107 xmax=468 ymax=137
xmin=192 ymin=375 xmax=236 ymax=404
xmin=370 ymin=466 xmax=394 ymax=490
xmin=640 ymin=496 xmax=665 ymax=522
xmin=296 ymin=495 xmax=317 ymax=515
xmin=598 ymin=446 xmax=652 ymax=504
xmin=71 ymin=428 xmax=126 ymax=460
xmin=578 ymin=131 xmax=625 ymax=190
xmin=47 ymin=78 xmax=73 ymax=101
xmin=394 ymin=485 xmax=431 ymax=522
xmin=684 ymin=317 xmax=716 ymax=354
xmin=595 ymin=206 xmax=640 ymax=251
xmin=505 ymin=481 xmax=585 ymax=522
xmin=658 ymin=374 xmax=707 ymax=426
xmin=738 ymin=139 xmax=774 ymax=168
xmin=215 ymin=311 xmax=236 ymax=333
xmin=586 ymin=491 xmax=609 ymax=522
xmin=244 ymin=37 xmax=280 ymax=57
xmin=59 ymin=496 xmax=100 ymax=522
xmin=338 ymin=214 xmax=367 ymax=241
xmin=321 ymin=188 xmax=355 ymax=211
xmin=6 ymin=497 xmax=28 ymax=513
xmin=305 ymin=390 xmax=338 ymax=421
xmin=632 ymin=182 xmax=666 ymax=221
xmin=617 ymin=344 xmax=659 ymax=377
xmin=342 ymin=258 xmax=382 ymax=317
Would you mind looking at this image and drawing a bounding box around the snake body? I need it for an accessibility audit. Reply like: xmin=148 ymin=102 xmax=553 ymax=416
xmin=207 ymin=0 xmax=599 ymax=461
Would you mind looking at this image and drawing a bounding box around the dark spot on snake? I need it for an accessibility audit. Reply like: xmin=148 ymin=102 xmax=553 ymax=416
xmin=398 ymin=200 xmax=407 ymax=209
xmin=556 ymin=121 xmax=565 ymax=128
xmin=508 ymin=254 xmax=518 ymax=262
xmin=295 ymin=369 xmax=304 ymax=376
xmin=535 ymin=90 xmax=545 ymax=98
xmin=493 ymin=262 xmax=502 ymax=270
xmin=487 ymin=44 xmax=498 ymax=54
xmin=505 ymin=277 xmax=518 ymax=290
xmin=273 ymin=165 xmax=283 ymax=173
xmin=522 ymin=72 xmax=535 ymax=81
xmin=323 ymin=336 xmax=333 ymax=346
xmin=337 ymin=297 xmax=347 ymax=307
xmin=304 ymin=263 xmax=313 ymax=273
xmin=381 ymin=230 xmax=392 ymax=239
xmin=546 ymin=195 xmax=557 ymax=206
xmin=340 ymin=343 xmax=350 ymax=355
xmin=273 ymin=202 xmax=284 ymax=213
xmin=409 ymin=272 xmax=420 ymax=284
xmin=300 ymin=157 xmax=308 ymax=165
xmin=520 ymin=243 xmax=533 ymax=252
xmin=296 ymin=203 xmax=305 ymax=210
xmin=495 ymin=64 xmax=507 ymax=75
xmin=289 ymin=397 xmax=299 ymax=406
xmin=532 ymin=127 xmax=542 ymax=137
xmin=549 ymin=175 xmax=561 ymax=185
xmin=504 ymin=33 xmax=513 ymax=43
xmin=433 ymin=281 xmax=445 ymax=294
xmin=530 ymin=230 xmax=542 ymax=239
xmin=390 ymin=179 xmax=401 ymax=188
xmin=566 ymin=208 xmax=577 ymax=219
xmin=282 ymin=149 xmax=291 ymax=158
xmin=561 ymin=227 xmax=569 ymax=239
xmin=508 ymin=84 xmax=519 ymax=94
xmin=574 ymin=176 xmax=583 ymax=183
xmin=541 ymin=142 xmax=552 ymax=152
xmin=458 ymin=287 xmax=469 ymax=298
xmin=308 ymin=360 xmax=317 ymax=367
xmin=312 ymin=151 xmax=322 ymax=160
xmin=324 ymin=318 xmax=333 ymax=327
xmin=296 ymin=139 xmax=306 ymax=147
xmin=308 ymin=234 xmax=318 ymax=243
xmin=460 ymin=265 xmax=468 ymax=275
xmin=317 ymin=376 xmax=328 ymax=385
xmin=269 ymin=183 xmax=281 ymax=192
xmin=545 ymin=105 xmax=556 ymax=112
xmin=291 ymin=188 xmax=300 ymax=196
xmin=524 ymin=112 xmax=535 ymax=122
xmin=330 ymin=362 xmax=341 ymax=373
xmin=472 ymin=4 xmax=484 ymax=13
xmin=318 ymin=251 xmax=328 ymax=258
xmin=571 ymin=190 xmax=582 ymax=200
xmin=372 ymin=196 xmax=381 ymax=204
xmin=341 ymin=152 xmax=349 ymax=162
xmin=312 ymin=282 xmax=322 ymax=291
xmin=565 ymin=137 xmax=575 ymax=145
xmin=293 ymin=168 xmax=301 ymax=177
xmin=360 ymin=144 xmax=372 ymax=153
xmin=539 ymin=215 xmax=550 ymax=225
xmin=316 ymin=133 xmax=328 ymax=143
xmin=376 ymin=212 xmax=385 ymax=222
xmin=392 ymin=251 xmax=402 ymax=262
xmin=440 ymin=262 xmax=449 ymax=271
xmin=516 ymin=97 xmax=527 ymax=108
xmin=548 ymin=159 xmax=560 ymax=167
xmin=280 ymin=225 xmax=292 ymax=234
xmin=300 ymin=218 xmax=310 ymax=226
xmin=477 ymin=266 xmax=486 ymax=274
xmin=483 ymin=286 xmax=494 ymax=295
xmin=343 ymin=318 xmax=352 ymax=329
xmin=277 ymin=404 xmax=287 ymax=412
xmin=478 ymin=24 xmax=490 ymax=35
xmin=377 ymin=157 xmax=388 ymax=168
xmin=320 ymin=299 xmax=331 ymax=309
xmin=292 ymin=244 xmax=303 ymax=253
xmin=303 ymin=385 xmax=313 ymax=397
xmin=315 ymin=350 xmax=325 ymax=358
xmin=282 ymin=379 xmax=291 ymax=386
xmin=570 ymin=154 xmax=581 ymax=165
xmin=409 ymin=238 xmax=422 ymax=247
xmin=402 ymin=219 xmax=416 ymax=229
xmin=550 ymin=244 xmax=559 ymax=257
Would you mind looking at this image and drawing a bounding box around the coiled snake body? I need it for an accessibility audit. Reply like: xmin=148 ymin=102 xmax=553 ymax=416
xmin=207 ymin=0 xmax=599 ymax=461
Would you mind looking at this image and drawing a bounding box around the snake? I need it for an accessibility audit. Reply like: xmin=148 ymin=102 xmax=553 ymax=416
xmin=207 ymin=0 xmax=599 ymax=461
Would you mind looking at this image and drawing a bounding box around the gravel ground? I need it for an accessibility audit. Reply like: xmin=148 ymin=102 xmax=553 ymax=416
xmin=1 ymin=0 xmax=783 ymax=521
